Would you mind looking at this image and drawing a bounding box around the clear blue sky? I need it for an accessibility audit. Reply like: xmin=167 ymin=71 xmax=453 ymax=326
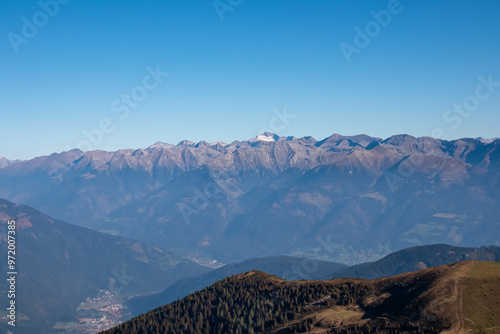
xmin=1 ymin=0 xmax=499 ymax=160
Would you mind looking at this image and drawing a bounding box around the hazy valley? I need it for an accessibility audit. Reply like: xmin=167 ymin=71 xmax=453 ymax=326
xmin=1 ymin=134 xmax=499 ymax=265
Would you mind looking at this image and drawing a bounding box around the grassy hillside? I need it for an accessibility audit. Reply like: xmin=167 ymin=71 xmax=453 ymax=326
xmin=101 ymin=261 xmax=500 ymax=334
xmin=461 ymin=262 xmax=500 ymax=333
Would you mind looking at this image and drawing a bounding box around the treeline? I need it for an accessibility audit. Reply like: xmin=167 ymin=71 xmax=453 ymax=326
xmin=100 ymin=272 xmax=435 ymax=334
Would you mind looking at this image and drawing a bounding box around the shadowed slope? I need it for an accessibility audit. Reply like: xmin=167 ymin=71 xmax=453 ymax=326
xmin=101 ymin=261 xmax=500 ymax=334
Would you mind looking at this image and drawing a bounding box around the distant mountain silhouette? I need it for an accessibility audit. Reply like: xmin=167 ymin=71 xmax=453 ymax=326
xmin=1 ymin=134 xmax=499 ymax=263
xmin=331 ymin=243 xmax=500 ymax=279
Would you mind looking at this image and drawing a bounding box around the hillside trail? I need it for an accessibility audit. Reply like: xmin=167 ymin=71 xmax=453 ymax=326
xmin=443 ymin=262 xmax=473 ymax=334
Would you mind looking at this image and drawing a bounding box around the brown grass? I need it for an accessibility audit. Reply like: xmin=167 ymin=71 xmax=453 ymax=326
xmin=461 ymin=261 xmax=500 ymax=333
xmin=242 ymin=262 xmax=500 ymax=333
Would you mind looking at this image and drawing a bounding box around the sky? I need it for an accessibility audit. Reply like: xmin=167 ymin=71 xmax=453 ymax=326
xmin=1 ymin=0 xmax=500 ymax=160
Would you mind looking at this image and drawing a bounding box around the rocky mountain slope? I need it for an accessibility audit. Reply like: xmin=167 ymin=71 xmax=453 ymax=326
xmin=1 ymin=134 xmax=499 ymax=263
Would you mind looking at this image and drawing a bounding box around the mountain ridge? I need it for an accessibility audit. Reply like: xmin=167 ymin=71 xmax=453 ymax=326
xmin=127 ymin=243 xmax=500 ymax=319
xmin=101 ymin=261 xmax=500 ymax=334
xmin=1 ymin=133 xmax=499 ymax=263
xmin=128 ymin=255 xmax=348 ymax=317
xmin=0 ymin=198 xmax=209 ymax=334
xmin=3 ymin=133 xmax=500 ymax=166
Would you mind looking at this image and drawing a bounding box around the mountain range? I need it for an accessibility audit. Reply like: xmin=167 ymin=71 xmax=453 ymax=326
xmin=1 ymin=133 xmax=499 ymax=264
